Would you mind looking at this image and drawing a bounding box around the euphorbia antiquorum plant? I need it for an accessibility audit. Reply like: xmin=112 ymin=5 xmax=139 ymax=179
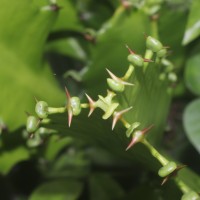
xmin=1 ymin=0 xmax=200 ymax=199
xmin=26 ymin=35 xmax=199 ymax=199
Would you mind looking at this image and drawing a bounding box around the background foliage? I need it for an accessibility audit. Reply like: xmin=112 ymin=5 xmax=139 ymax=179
xmin=1 ymin=0 xmax=200 ymax=199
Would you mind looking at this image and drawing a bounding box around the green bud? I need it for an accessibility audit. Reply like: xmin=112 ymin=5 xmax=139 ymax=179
xmin=35 ymin=101 xmax=49 ymax=119
xmin=158 ymin=161 xmax=177 ymax=177
xmin=126 ymin=122 xmax=140 ymax=137
xmin=181 ymin=191 xmax=200 ymax=200
xmin=70 ymin=97 xmax=82 ymax=116
xmin=161 ymin=59 xmax=174 ymax=72
xmin=146 ymin=36 xmax=163 ymax=52
xmin=128 ymin=54 xmax=144 ymax=67
xmin=26 ymin=116 xmax=39 ymax=133
xmin=27 ymin=132 xmax=42 ymax=147
xmin=157 ymin=48 xmax=167 ymax=58
xmin=107 ymin=78 xmax=125 ymax=92
xmin=168 ymin=72 xmax=177 ymax=82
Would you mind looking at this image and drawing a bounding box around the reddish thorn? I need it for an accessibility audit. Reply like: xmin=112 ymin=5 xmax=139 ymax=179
xmin=141 ymin=124 xmax=154 ymax=135
xmin=112 ymin=107 xmax=133 ymax=130
xmin=85 ymin=93 xmax=95 ymax=117
xmin=143 ymin=58 xmax=154 ymax=63
xmin=125 ymin=44 xmax=135 ymax=54
xmin=68 ymin=109 xmax=73 ymax=127
xmin=126 ymin=137 xmax=137 ymax=151
xmin=65 ymin=86 xmax=71 ymax=100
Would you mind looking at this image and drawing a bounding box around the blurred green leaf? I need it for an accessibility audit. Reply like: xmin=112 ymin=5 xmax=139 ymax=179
xmin=0 ymin=146 xmax=29 ymax=175
xmin=46 ymin=38 xmax=87 ymax=61
xmin=182 ymin=0 xmax=200 ymax=45
xmin=183 ymin=98 xmax=200 ymax=153
xmin=29 ymin=180 xmax=83 ymax=200
xmin=158 ymin=6 xmax=187 ymax=68
xmin=89 ymin=173 xmax=125 ymax=200
xmin=184 ymin=54 xmax=200 ymax=95
xmin=52 ymin=0 xmax=84 ymax=32
xmin=44 ymin=135 xmax=73 ymax=161
xmin=0 ymin=0 xmax=65 ymax=130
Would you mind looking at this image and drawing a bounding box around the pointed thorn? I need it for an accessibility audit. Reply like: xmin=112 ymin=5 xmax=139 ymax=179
xmin=68 ymin=110 xmax=73 ymax=127
xmin=141 ymin=124 xmax=154 ymax=135
xmin=65 ymin=86 xmax=71 ymax=100
xmin=121 ymin=81 xmax=134 ymax=86
xmin=143 ymin=58 xmax=154 ymax=63
xmin=85 ymin=93 xmax=95 ymax=117
xmin=161 ymin=176 xmax=169 ymax=185
xmin=125 ymin=44 xmax=135 ymax=54
xmin=112 ymin=107 xmax=133 ymax=130
xmin=126 ymin=137 xmax=137 ymax=151
xmin=106 ymin=68 xmax=119 ymax=81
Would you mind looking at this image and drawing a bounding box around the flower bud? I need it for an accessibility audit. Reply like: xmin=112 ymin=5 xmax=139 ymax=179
xmin=35 ymin=101 xmax=49 ymax=119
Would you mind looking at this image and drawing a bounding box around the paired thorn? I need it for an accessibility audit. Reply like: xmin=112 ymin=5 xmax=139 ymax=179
xmin=85 ymin=94 xmax=95 ymax=117
xmin=161 ymin=165 xmax=187 ymax=185
xmin=112 ymin=107 xmax=133 ymax=130
xmin=143 ymin=58 xmax=153 ymax=63
xmin=106 ymin=68 xmax=134 ymax=86
xmin=65 ymin=86 xmax=72 ymax=127
xmin=125 ymin=44 xmax=135 ymax=54
xmin=126 ymin=124 xmax=154 ymax=151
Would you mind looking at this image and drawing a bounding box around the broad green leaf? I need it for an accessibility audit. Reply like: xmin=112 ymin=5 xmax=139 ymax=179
xmin=89 ymin=173 xmax=125 ymax=200
xmin=83 ymin=7 xmax=151 ymax=95
xmin=0 ymin=146 xmax=30 ymax=175
xmin=0 ymin=0 xmax=65 ymax=130
xmin=182 ymin=0 xmax=200 ymax=45
xmin=184 ymin=54 xmax=200 ymax=95
xmin=52 ymin=0 xmax=83 ymax=32
xmin=46 ymin=38 xmax=87 ymax=61
xmin=158 ymin=6 xmax=187 ymax=68
xmin=44 ymin=135 xmax=73 ymax=161
xmin=29 ymin=180 xmax=83 ymax=200
xmin=183 ymin=98 xmax=200 ymax=153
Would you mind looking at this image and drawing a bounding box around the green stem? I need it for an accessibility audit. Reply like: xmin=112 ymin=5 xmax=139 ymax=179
xmin=48 ymin=107 xmax=66 ymax=114
xmin=142 ymin=139 xmax=168 ymax=166
xmin=175 ymin=177 xmax=191 ymax=194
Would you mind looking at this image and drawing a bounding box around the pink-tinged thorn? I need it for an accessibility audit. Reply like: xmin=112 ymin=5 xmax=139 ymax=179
xmin=112 ymin=107 xmax=133 ymax=130
xmin=121 ymin=81 xmax=134 ymax=86
xmin=141 ymin=124 xmax=154 ymax=135
xmin=106 ymin=68 xmax=119 ymax=81
xmin=68 ymin=109 xmax=73 ymax=127
xmin=143 ymin=58 xmax=154 ymax=63
xmin=126 ymin=137 xmax=137 ymax=151
xmin=125 ymin=44 xmax=135 ymax=54
xmin=85 ymin=93 xmax=95 ymax=117
xmin=65 ymin=86 xmax=71 ymax=100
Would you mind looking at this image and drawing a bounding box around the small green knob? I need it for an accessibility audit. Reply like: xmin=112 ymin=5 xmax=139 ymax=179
xmin=107 ymin=78 xmax=125 ymax=92
xmin=26 ymin=116 xmax=39 ymax=133
xmin=157 ymin=48 xmax=167 ymax=58
xmin=158 ymin=161 xmax=177 ymax=177
xmin=70 ymin=97 xmax=82 ymax=116
xmin=146 ymin=36 xmax=163 ymax=52
xmin=35 ymin=101 xmax=49 ymax=119
xmin=181 ymin=191 xmax=200 ymax=200
xmin=128 ymin=54 xmax=144 ymax=67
